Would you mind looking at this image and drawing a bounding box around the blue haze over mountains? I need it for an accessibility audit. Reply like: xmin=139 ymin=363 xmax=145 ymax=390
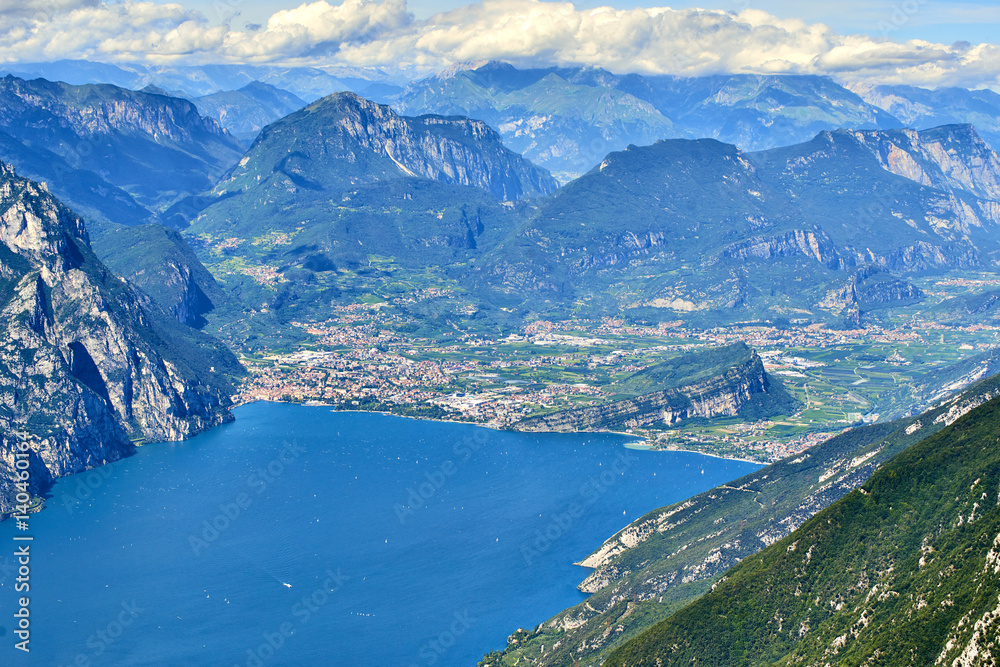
xmin=2 ymin=59 xmax=1000 ymax=336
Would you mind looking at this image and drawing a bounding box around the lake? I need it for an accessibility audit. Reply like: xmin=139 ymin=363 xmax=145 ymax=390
xmin=0 ymin=402 xmax=760 ymax=666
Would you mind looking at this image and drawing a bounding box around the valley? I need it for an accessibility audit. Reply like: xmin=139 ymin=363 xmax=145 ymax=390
xmin=229 ymin=270 xmax=1000 ymax=463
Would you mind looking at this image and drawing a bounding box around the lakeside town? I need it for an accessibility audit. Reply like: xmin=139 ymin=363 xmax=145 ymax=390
xmin=235 ymin=278 xmax=1000 ymax=462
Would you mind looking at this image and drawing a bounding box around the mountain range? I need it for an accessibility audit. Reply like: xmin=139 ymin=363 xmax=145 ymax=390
xmin=398 ymin=62 xmax=1000 ymax=183
xmin=473 ymin=123 xmax=1000 ymax=323
xmin=395 ymin=62 xmax=900 ymax=179
xmin=0 ymin=75 xmax=246 ymax=231
xmin=0 ymin=59 xmax=405 ymax=103
xmin=3 ymin=55 xmax=1000 ymax=666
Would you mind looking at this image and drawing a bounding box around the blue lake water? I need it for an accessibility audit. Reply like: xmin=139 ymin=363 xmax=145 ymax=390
xmin=0 ymin=402 xmax=759 ymax=666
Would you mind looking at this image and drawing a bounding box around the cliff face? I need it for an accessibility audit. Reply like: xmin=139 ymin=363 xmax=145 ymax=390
xmin=0 ymin=162 xmax=240 ymax=515
xmin=216 ymin=91 xmax=558 ymax=202
xmin=0 ymin=75 xmax=245 ymax=228
xmin=513 ymin=347 xmax=790 ymax=432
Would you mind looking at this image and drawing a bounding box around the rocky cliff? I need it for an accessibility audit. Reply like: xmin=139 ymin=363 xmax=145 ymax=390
xmin=0 ymin=75 xmax=245 ymax=229
xmin=0 ymin=162 xmax=241 ymax=516
xmin=513 ymin=344 xmax=794 ymax=432
xmin=214 ymin=91 xmax=558 ymax=202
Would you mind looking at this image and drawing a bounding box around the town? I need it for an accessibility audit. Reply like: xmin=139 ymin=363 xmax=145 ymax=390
xmin=236 ymin=274 xmax=1000 ymax=463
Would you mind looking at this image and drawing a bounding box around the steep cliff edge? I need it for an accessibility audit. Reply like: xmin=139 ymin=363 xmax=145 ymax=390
xmin=513 ymin=343 xmax=796 ymax=432
xmin=0 ymin=162 xmax=241 ymax=516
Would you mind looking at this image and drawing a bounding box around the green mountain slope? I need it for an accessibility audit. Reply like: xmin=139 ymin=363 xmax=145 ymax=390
xmin=93 ymin=223 xmax=234 ymax=329
xmin=484 ymin=374 xmax=1000 ymax=667
xmin=603 ymin=379 xmax=1000 ymax=666
xmin=187 ymin=92 xmax=557 ymax=330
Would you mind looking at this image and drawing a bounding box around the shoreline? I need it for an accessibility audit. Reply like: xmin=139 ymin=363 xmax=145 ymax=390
xmin=243 ymin=399 xmax=765 ymax=464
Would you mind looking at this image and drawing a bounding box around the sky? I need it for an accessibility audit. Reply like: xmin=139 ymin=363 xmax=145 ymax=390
xmin=1 ymin=0 xmax=1000 ymax=89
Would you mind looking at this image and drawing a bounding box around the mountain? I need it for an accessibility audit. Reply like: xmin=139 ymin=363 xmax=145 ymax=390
xmin=932 ymin=288 xmax=1000 ymax=326
xmin=475 ymin=124 xmax=1000 ymax=322
xmin=0 ymin=162 xmax=242 ymax=516
xmin=849 ymin=82 xmax=1000 ymax=154
xmin=92 ymin=223 xmax=234 ymax=329
xmin=187 ymin=92 xmax=558 ymax=328
xmin=396 ymin=61 xmax=901 ymax=179
xmin=0 ymin=75 xmax=246 ymax=230
xmin=193 ymin=81 xmax=307 ymax=145
xmin=602 ymin=380 xmax=1000 ymax=667
xmin=513 ymin=343 xmax=797 ymax=431
xmin=485 ymin=372 xmax=1000 ymax=667
xmin=0 ymin=60 xmax=406 ymax=103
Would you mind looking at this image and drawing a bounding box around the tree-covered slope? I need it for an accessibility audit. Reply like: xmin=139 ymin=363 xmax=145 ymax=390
xmin=187 ymin=92 xmax=557 ymax=328
xmin=604 ymin=381 xmax=1000 ymax=666
xmin=484 ymin=374 xmax=1000 ymax=667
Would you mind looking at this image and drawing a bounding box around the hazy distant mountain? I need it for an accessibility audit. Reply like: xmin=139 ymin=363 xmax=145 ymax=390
xmin=849 ymin=82 xmax=1000 ymax=153
xmin=0 ymin=59 xmax=406 ymax=103
xmin=396 ymin=61 xmax=901 ymax=179
xmin=475 ymin=124 xmax=1000 ymax=322
xmin=0 ymin=75 xmax=246 ymax=230
xmin=193 ymin=81 xmax=307 ymax=144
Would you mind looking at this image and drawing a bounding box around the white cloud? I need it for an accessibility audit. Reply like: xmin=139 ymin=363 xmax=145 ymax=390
xmin=0 ymin=0 xmax=998 ymax=90
xmin=0 ymin=0 xmax=99 ymax=19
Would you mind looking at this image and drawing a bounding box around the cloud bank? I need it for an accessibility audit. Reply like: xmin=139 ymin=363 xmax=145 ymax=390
xmin=0 ymin=0 xmax=998 ymax=89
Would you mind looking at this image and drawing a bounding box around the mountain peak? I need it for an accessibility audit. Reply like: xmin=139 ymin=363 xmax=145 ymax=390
xmin=438 ymin=60 xmax=507 ymax=79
